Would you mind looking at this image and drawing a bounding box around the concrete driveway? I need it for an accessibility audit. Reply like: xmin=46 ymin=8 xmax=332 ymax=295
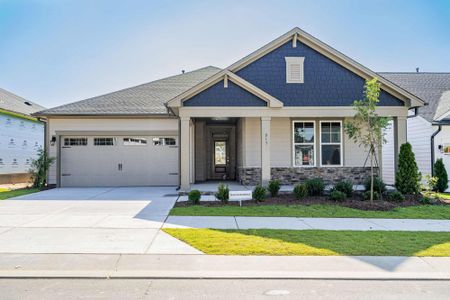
xmin=0 ymin=187 xmax=201 ymax=254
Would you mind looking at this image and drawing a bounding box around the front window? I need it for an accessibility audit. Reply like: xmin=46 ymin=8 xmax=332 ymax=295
xmin=293 ymin=121 xmax=315 ymax=166
xmin=320 ymin=121 xmax=342 ymax=166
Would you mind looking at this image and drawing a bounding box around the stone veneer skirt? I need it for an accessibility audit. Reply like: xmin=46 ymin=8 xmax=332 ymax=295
xmin=237 ymin=167 xmax=375 ymax=186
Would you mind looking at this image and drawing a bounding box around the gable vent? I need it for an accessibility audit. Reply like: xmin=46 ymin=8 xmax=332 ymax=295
xmin=285 ymin=57 xmax=305 ymax=83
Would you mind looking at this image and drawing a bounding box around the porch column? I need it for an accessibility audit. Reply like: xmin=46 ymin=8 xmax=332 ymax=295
xmin=393 ymin=116 xmax=407 ymax=173
xmin=261 ymin=117 xmax=271 ymax=186
xmin=180 ymin=117 xmax=191 ymax=191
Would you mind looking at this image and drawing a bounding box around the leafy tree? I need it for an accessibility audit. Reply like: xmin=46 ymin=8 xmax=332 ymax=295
xmin=29 ymin=148 xmax=55 ymax=188
xmin=395 ymin=142 xmax=421 ymax=194
xmin=344 ymin=78 xmax=389 ymax=203
xmin=433 ymin=158 xmax=448 ymax=192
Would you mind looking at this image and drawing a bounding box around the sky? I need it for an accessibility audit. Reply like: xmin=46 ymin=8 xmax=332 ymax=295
xmin=1 ymin=0 xmax=449 ymax=108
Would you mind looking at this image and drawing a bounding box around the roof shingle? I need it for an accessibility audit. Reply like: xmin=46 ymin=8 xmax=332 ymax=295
xmin=36 ymin=66 xmax=221 ymax=116
xmin=0 ymin=88 xmax=46 ymax=116
xmin=379 ymin=72 xmax=450 ymax=122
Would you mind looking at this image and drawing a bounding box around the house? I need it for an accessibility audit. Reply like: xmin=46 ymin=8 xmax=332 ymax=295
xmin=381 ymin=73 xmax=450 ymax=188
xmin=0 ymin=88 xmax=45 ymax=184
xmin=34 ymin=28 xmax=424 ymax=190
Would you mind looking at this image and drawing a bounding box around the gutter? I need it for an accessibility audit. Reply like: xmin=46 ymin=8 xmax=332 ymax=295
xmin=431 ymin=124 xmax=442 ymax=175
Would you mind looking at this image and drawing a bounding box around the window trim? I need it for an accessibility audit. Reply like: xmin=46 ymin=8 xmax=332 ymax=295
xmin=319 ymin=120 xmax=343 ymax=167
xmin=292 ymin=120 xmax=316 ymax=167
xmin=285 ymin=57 xmax=305 ymax=83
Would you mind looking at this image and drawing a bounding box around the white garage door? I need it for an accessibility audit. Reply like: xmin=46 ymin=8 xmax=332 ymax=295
xmin=60 ymin=135 xmax=179 ymax=187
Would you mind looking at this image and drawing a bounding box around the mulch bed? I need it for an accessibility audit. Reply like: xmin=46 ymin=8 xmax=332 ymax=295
xmin=175 ymin=193 xmax=424 ymax=211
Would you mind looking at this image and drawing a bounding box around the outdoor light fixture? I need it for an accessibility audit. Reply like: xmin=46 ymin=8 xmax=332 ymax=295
xmin=50 ymin=136 xmax=57 ymax=146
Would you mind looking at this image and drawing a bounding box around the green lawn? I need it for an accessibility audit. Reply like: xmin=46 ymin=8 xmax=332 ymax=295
xmin=170 ymin=204 xmax=450 ymax=219
xmin=164 ymin=228 xmax=450 ymax=256
xmin=0 ymin=188 xmax=40 ymax=200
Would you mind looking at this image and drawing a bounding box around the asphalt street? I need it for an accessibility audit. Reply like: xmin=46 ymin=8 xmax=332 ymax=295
xmin=0 ymin=279 xmax=449 ymax=300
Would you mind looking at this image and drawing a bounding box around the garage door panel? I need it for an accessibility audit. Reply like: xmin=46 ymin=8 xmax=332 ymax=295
xmin=60 ymin=135 xmax=179 ymax=187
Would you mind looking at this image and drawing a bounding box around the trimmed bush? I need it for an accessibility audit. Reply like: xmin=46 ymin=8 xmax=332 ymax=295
xmin=363 ymin=191 xmax=379 ymax=201
xmin=395 ymin=142 xmax=421 ymax=194
xmin=330 ymin=190 xmax=346 ymax=201
xmin=293 ymin=183 xmax=308 ymax=199
xmin=433 ymin=158 xmax=448 ymax=192
xmin=386 ymin=191 xmax=405 ymax=203
xmin=252 ymin=185 xmax=267 ymax=202
xmin=188 ymin=190 xmax=201 ymax=205
xmin=333 ymin=180 xmax=353 ymax=197
xmin=305 ymin=178 xmax=325 ymax=196
xmin=364 ymin=176 xmax=386 ymax=193
xmin=268 ymin=180 xmax=281 ymax=197
xmin=215 ymin=183 xmax=229 ymax=204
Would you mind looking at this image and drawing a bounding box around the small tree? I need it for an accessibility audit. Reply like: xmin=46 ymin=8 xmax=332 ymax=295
xmin=29 ymin=148 xmax=55 ymax=189
xmin=395 ymin=142 xmax=421 ymax=194
xmin=433 ymin=158 xmax=448 ymax=192
xmin=344 ymin=78 xmax=389 ymax=203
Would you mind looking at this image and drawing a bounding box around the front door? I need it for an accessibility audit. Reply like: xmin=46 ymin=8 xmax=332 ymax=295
xmin=213 ymin=140 xmax=228 ymax=179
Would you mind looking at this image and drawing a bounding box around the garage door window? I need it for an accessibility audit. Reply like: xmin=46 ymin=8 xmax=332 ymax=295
xmin=123 ymin=137 xmax=147 ymax=146
xmin=64 ymin=138 xmax=87 ymax=146
xmin=94 ymin=137 xmax=115 ymax=146
xmin=152 ymin=137 xmax=177 ymax=146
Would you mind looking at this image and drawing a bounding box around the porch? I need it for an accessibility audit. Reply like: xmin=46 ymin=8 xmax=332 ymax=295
xmin=179 ymin=113 xmax=408 ymax=192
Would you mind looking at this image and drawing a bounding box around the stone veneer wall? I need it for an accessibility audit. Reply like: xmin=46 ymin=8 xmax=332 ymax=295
xmin=237 ymin=167 xmax=375 ymax=186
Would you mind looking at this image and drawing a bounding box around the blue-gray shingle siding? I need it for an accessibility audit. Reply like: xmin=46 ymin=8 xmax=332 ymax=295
xmin=183 ymin=80 xmax=267 ymax=106
xmin=236 ymin=41 xmax=404 ymax=106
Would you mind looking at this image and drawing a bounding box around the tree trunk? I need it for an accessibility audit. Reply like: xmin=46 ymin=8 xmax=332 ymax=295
xmin=370 ymin=148 xmax=374 ymax=205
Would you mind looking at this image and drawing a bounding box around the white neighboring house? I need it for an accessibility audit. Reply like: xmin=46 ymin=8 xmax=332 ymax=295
xmin=381 ymin=73 xmax=450 ymax=189
xmin=0 ymin=88 xmax=45 ymax=184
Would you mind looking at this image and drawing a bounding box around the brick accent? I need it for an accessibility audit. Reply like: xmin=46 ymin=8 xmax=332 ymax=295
xmin=238 ymin=167 xmax=375 ymax=185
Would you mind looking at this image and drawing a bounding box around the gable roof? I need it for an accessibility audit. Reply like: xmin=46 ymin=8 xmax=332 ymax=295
xmin=227 ymin=27 xmax=425 ymax=108
xmin=35 ymin=66 xmax=221 ymax=116
xmin=0 ymin=88 xmax=46 ymax=116
xmin=379 ymin=73 xmax=450 ymax=122
xmin=167 ymin=70 xmax=283 ymax=108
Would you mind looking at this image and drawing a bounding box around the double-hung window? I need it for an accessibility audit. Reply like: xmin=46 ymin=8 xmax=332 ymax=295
xmin=293 ymin=121 xmax=315 ymax=166
xmin=320 ymin=121 xmax=343 ymax=166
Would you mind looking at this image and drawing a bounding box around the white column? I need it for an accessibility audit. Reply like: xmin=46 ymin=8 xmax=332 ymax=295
xmin=261 ymin=117 xmax=271 ymax=186
xmin=393 ymin=116 xmax=407 ymax=172
xmin=180 ymin=117 xmax=191 ymax=191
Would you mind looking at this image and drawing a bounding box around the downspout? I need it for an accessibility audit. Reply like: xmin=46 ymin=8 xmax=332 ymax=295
xmin=431 ymin=125 xmax=442 ymax=175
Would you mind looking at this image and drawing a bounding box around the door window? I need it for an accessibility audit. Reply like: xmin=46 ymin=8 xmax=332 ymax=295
xmin=214 ymin=141 xmax=226 ymax=165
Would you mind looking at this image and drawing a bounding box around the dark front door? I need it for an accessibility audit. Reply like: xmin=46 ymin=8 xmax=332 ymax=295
xmin=213 ymin=140 xmax=228 ymax=179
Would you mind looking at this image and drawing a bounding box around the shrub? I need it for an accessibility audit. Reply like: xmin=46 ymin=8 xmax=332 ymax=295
xmin=363 ymin=191 xmax=379 ymax=201
xmin=268 ymin=180 xmax=281 ymax=197
xmin=188 ymin=190 xmax=201 ymax=205
xmin=293 ymin=183 xmax=308 ymax=199
xmin=330 ymin=190 xmax=346 ymax=201
xmin=433 ymin=158 xmax=448 ymax=192
xmin=364 ymin=176 xmax=386 ymax=193
xmin=333 ymin=180 xmax=353 ymax=197
xmin=395 ymin=142 xmax=421 ymax=194
xmin=29 ymin=148 xmax=55 ymax=188
xmin=215 ymin=183 xmax=229 ymax=204
xmin=305 ymin=178 xmax=325 ymax=196
xmin=386 ymin=191 xmax=405 ymax=202
xmin=252 ymin=185 xmax=267 ymax=202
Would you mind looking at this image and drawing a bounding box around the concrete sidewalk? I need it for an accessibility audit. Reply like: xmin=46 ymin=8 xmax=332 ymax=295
xmin=164 ymin=216 xmax=450 ymax=231
xmin=0 ymin=254 xmax=449 ymax=279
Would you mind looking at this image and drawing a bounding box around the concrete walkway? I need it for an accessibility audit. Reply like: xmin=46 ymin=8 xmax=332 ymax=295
xmin=0 ymin=253 xmax=449 ymax=279
xmin=164 ymin=216 xmax=450 ymax=231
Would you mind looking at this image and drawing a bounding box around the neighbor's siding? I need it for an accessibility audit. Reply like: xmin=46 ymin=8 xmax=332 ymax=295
xmin=382 ymin=116 xmax=435 ymax=185
xmin=47 ymin=117 xmax=178 ymax=185
xmin=0 ymin=113 xmax=44 ymax=175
